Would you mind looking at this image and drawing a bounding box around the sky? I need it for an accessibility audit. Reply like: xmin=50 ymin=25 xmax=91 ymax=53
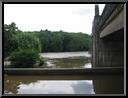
xmin=4 ymin=4 xmax=105 ymax=35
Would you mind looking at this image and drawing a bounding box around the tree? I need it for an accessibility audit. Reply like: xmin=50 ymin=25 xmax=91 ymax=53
xmin=4 ymin=22 xmax=91 ymax=55
xmin=12 ymin=33 xmax=41 ymax=52
xmin=4 ymin=22 xmax=20 ymax=57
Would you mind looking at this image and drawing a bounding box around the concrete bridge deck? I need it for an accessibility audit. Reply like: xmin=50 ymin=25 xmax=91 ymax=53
xmin=4 ymin=67 xmax=123 ymax=75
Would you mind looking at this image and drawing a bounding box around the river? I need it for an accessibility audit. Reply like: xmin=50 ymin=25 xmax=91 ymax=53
xmin=40 ymin=51 xmax=91 ymax=68
xmin=4 ymin=51 xmax=124 ymax=94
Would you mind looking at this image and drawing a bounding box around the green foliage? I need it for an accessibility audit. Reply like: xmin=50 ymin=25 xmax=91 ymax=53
xmin=4 ymin=22 xmax=20 ymax=57
xmin=4 ymin=23 xmax=91 ymax=57
xmin=37 ymin=31 xmax=91 ymax=52
xmin=4 ymin=23 xmax=41 ymax=57
xmin=13 ymin=33 xmax=41 ymax=52
xmin=9 ymin=49 xmax=40 ymax=68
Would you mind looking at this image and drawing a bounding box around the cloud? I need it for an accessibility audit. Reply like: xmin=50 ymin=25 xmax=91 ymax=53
xmin=72 ymin=5 xmax=94 ymax=16
xmin=73 ymin=8 xmax=92 ymax=15
xmin=4 ymin=4 xmax=105 ymax=34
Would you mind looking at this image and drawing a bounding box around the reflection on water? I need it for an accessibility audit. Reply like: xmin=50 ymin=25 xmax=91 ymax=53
xmin=40 ymin=52 xmax=91 ymax=68
xmin=93 ymin=75 xmax=124 ymax=94
xmin=16 ymin=81 xmax=94 ymax=94
xmin=4 ymin=75 xmax=124 ymax=94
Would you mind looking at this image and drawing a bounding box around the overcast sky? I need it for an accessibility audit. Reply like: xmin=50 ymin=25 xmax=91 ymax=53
xmin=4 ymin=4 xmax=105 ymax=35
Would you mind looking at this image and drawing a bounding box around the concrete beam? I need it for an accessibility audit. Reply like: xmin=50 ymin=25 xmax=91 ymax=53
xmin=100 ymin=9 xmax=124 ymax=38
xmin=4 ymin=68 xmax=123 ymax=75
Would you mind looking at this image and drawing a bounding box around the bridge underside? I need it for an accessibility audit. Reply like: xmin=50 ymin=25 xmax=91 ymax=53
xmin=99 ymin=28 xmax=124 ymax=67
xmin=100 ymin=8 xmax=124 ymax=38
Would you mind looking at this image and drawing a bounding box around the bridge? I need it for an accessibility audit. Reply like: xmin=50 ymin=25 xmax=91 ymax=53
xmin=91 ymin=4 xmax=125 ymax=68
xmin=91 ymin=4 xmax=125 ymax=94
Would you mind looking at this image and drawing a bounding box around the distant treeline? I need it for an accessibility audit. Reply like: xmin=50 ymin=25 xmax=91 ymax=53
xmin=4 ymin=22 xmax=91 ymax=57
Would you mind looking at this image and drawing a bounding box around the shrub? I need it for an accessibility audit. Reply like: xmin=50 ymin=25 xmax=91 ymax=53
xmin=9 ymin=49 xmax=40 ymax=68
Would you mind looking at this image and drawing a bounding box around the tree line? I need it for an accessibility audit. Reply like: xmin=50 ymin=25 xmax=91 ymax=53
xmin=4 ymin=22 xmax=91 ymax=57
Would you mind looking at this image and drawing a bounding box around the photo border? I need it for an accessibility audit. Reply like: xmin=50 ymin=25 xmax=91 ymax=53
xmin=1 ymin=0 xmax=126 ymax=96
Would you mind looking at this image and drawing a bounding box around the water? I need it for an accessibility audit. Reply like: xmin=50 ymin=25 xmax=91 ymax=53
xmin=4 ymin=75 xmax=124 ymax=94
xmin=40 ymin=51 xmax=91 ymax=68
xmin=4 ymin=51 xmax=91 ymax=68
xmin=40 ymin=51 xmax=91 ymax=59
xmin=4 ymin=51 xmax=124 ymax=94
